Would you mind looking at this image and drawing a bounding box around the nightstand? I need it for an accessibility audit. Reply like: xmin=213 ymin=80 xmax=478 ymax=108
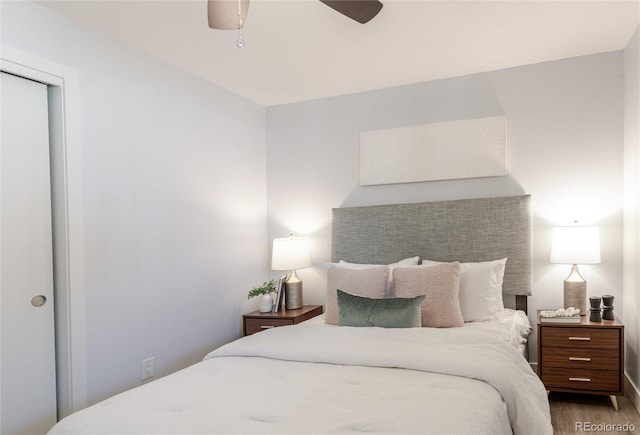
xmin=243 ymin=305 xmax=323 ymax=336
xmin=537 ymin=310 xmax=624 ymax=411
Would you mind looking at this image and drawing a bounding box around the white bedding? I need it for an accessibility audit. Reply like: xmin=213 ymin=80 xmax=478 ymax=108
xmin=302 ymin=308 xmax=533 ymax=356
xmin=465 ymin=308 xmax=533 ymax=355
xmin=50 ymin=314 xmax=550 ymax=435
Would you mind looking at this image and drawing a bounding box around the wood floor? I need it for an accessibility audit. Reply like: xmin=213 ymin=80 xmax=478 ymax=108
xmin=549 ymin=392 xmax=640 ymax=434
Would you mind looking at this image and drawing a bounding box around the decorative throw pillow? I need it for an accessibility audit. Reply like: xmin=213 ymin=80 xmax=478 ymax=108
xmin=337 ymin=256 xmax=420 ymax=296
xmin=337 ymin=290 xmax=425 ymax=328
xmin=325 ymin=265 xmax=388 ymax=325
xmin=421 ymin=258 xmax=507 ymax=322
xmin=392 ymin=263 xmax=463 ymax=328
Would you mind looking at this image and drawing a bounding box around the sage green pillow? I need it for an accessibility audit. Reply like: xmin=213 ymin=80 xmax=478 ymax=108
xmin=337 ymin=289 xmax=426 ymax=328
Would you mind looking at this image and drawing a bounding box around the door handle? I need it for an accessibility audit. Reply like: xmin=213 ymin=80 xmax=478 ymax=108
xmin=31 ymin=295 xmax=47 ymax=307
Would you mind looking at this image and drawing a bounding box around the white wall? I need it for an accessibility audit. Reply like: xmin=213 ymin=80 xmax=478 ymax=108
xmin=266 ymin=52 xmax=624 ymax=362
xmin=1 ymin=1 xmax=268 ymax=407
xmin=624 ymin=25 xmax=640 ymax=408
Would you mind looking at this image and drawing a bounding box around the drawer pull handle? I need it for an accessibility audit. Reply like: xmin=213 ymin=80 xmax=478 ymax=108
xmin=260 ymin=325 xmax=275 ymax=329
xmin=569 ymin=377 xmax=591 ymax=382
xmin=568 ymin=337 xmax=591 ymax=341
xmin=569 ymin=357 xmax=592 ymax=362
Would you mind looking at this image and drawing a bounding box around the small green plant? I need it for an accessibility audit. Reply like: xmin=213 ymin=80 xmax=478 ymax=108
xmin=247 ymin=279 xmax=277 ymax=299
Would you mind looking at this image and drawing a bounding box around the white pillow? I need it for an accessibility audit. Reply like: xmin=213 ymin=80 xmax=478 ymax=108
xmin=421 ymin=258 xmax=507 ymax=322
xmin=337 ymin=256 xmax=419 ymax=297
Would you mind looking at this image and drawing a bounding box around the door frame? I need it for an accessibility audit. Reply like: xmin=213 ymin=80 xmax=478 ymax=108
xmin=1 ymin=48 xmax=87 ymax=418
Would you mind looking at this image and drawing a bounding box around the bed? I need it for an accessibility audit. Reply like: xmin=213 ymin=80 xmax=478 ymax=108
xmin=49 ymin=195 xmax=552 ymax=435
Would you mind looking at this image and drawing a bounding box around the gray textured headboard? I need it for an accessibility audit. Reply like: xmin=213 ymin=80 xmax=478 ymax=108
xmin=331 ymin=195 xmax=532 ymax=311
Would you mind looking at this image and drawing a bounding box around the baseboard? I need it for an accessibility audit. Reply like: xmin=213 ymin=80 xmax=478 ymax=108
xmin=625 ymin=373 xmax=640 ymax=413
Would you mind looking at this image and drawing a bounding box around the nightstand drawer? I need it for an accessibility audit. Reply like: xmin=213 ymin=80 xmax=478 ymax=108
xmin=541 ymin=347 xmax=618 ymax=370
xmin=540 ymin=327 xmax=619 ymax=349
xmin=244 ymin=318 xmax=293 ymax=335
xmin=541 ymin=367 xmax=620 ymax=392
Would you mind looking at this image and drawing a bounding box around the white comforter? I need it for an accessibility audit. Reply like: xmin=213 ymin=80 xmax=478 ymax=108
xmin=50 ymin=321 xmax=551 ymax=435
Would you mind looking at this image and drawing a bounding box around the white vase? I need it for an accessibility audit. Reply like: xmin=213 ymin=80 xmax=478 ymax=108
xmin=259 ymin=293 xmax=273 ymax=313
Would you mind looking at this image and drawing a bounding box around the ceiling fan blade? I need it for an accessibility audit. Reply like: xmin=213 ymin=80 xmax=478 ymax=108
xmin=319 ymin=0 xmax=383 ymax=24
xmin=208 ymin=0 xmax=250 ymax=30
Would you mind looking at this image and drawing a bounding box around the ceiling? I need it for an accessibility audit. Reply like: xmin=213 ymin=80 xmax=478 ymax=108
xmin=39 ymin=0 xmax=639 ymax=106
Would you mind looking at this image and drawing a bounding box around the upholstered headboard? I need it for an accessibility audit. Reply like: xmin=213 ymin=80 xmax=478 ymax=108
xmin=331 ymin=195 xmax=532 ymax=312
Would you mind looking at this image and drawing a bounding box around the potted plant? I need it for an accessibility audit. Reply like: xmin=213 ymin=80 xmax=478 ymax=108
xmin=248 ymin=279 xmax=277 ymax=313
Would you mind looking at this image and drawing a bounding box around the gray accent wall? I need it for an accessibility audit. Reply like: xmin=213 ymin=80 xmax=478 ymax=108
xmin=267 ymin=51 xmax=624 ymax=362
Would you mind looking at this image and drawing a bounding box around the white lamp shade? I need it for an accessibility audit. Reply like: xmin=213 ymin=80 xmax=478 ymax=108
xmin=271 ymin=236 xmax=311 ymax=271
xmin=550 ymin=226 xmax=601 ymax=265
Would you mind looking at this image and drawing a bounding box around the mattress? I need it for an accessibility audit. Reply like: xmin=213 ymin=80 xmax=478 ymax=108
xmin=49 ymin=312 xmax=550 ymax=435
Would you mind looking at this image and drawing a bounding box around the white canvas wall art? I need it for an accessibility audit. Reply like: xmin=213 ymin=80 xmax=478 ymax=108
xmin=360 ymin=116 xmax=507 ymax=185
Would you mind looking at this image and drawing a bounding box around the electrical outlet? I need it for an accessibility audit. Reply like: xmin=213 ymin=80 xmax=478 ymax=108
xmin=142 ymin=357 xmax=154 ymax=381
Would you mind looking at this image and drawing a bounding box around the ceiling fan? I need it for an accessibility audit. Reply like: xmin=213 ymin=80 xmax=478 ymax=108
xmin=207 ymin=0 xmax=384 ymax=36
xmin=318 ymin=1 xmax=384 ymax=24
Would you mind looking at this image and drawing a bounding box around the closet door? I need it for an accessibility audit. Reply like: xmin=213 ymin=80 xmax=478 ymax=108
xmin=1 ymin=72 xmax=57 ymax=434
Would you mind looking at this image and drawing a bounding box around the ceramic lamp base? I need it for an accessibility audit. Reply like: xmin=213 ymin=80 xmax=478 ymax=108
xmin=285 ymin=270 xmax=303 ymax=310
xmin=563 ymin=264 xmax=587 ymax=315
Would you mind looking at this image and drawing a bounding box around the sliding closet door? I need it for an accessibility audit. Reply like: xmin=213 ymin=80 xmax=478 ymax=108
xmin=1 ymin=72 xmax=57 ymax=434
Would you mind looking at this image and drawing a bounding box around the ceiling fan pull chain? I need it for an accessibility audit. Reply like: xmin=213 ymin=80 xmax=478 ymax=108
xmin=236 ymin=0 xmax=245 ymax=48
xmin=236 ymin=30 xmax=244 ymax=48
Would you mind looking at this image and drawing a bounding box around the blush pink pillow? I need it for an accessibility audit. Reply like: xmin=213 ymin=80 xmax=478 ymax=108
xmin=325 ymin=265 xmax=388 ymax=325
xmin=392 ymin=263 xmax=463 ymax=328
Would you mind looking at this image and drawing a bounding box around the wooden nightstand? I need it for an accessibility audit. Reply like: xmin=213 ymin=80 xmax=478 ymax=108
xmin=537 ymin=310 xmax=624 ymax=411
xmin=243 ymin=305 xmax=323 ymax=336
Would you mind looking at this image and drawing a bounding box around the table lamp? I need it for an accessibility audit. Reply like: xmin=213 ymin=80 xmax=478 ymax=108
xmin=550 ymin=226 xmax=601 ymax=315
xmin=271 ymin=235 xmax=311 ymax=310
